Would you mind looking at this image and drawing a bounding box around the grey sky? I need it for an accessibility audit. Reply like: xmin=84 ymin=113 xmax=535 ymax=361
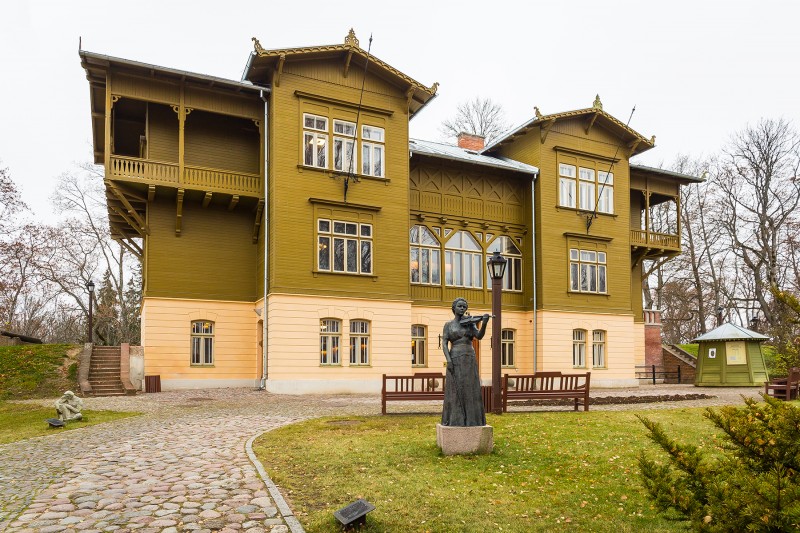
xmin=2 ymin=0 xmax=798 ymax=219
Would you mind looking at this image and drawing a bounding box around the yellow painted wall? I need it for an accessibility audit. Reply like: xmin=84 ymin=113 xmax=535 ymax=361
xmin=148 ymin=103 xmax=178 ymax=163
xmin=145 ymin=198 xmax=258 ymax=301
xmin=185 ymin=110 xmax=260 ymax=174
xmin=141 ymin=297 xmax=259 ymax=388
xmin=537 ymin=309 xmax=638 ymax=387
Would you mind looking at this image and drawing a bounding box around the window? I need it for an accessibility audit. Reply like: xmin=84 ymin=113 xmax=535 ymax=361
xmin=592 ymin=330 xmax=606 ymax=368
xmin=303 ymin=114 xmax=328 ymax=168
xmin=410 ymin=225 xmax=441 ymax=285
xmin=558 ymin=160 xmax=614 ymax=214
xmin=569 ymin=248 xmax=607 ymax=294
xmin=361 ymin=125 xmax=385 ymax=177
xmin=190 ymin=321 xmax=214 ymax=365
xmin=320 ymin=319 xmax=341 ymax=365
xmin=411 ymin=325 xmax=426 ymax=366
xmin=559 ymin=163 xmax=576 ymax=208
xmin=573 ymin=329 xmax=586 ymax=368
xmin=487 ymin=236 xmax=522 ymax=291
xmin=597 ymin=171 xmax=614 ymax=214
xmin=501 ymin=329 xmax=515 ymax=367
xmin=445 ymin=230 xmax=482 ymax=288
xmin=350 ymin=320 xmax=370 ymax=365
xmin=318 ymin=219 xmax=372 ymax=275
xmin=333 ymin=120 xmax=357 ymax=173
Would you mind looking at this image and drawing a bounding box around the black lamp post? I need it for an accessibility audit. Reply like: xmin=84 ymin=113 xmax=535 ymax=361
xmin=87 ymin=280 xmax=95 ymax=344
xmin=487 ymin=251 xmax=507 ymax=415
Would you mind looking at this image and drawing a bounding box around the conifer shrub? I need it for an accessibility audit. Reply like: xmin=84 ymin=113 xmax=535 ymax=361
xmin=638 ymin=395 xmax=800 ymax=532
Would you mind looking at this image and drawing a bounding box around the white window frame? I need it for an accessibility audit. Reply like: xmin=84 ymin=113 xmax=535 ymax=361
xmin=410 ymin=225 xmax=441 ymax=285
xmin=487 ymin=236 xmax=522 ymax=292
xmin=559 ymin=163 xmax=577 ymax=208
xmin=333 ymin=120 xmax=357 ymax=174
xmin=303 ymin=113 xmax=329 ymax=169
xmin=573 ymin=329 xmax=586 ymax=368
xmin=190 ymin=320 xmax=214 ymax=366
xmin=317 ymin=219 xmax=373 ymax=275
xmin=597 ymin=171 xmax=614 ymax=214
xmin=320 ymin=319 xmax=341 ymax=365
xmin=501 ymin=329 xmax=515 ymax=367
xmin=361 ymin=125 xmax=385 ymax=178
xmin=569 ymin=248 xmax=607 ymax=294
xmin=444 ymin=230 xmax=483 ymax=289
xmin=349 ymin=320 xmax=370 ymax=366
xmin=412 ymin=324 xmax=427 ymax=367
xmin=592 ymin=330 xmax=606 ymax=368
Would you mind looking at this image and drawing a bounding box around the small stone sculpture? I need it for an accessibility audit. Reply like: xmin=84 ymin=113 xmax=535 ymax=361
xmin=55 ymin=391 xmax=83 ymax=422
xmin=441 ymin=297 xmax=489 ymax=427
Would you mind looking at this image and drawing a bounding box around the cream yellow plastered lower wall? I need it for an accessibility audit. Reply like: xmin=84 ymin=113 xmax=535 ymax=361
xmin=264 ymin=293 xmax=534 ymax=394
xmin=633 ymin=322 xmax=645 ymax=367
xmin=141 ymin=297 xmax=260 ymax=389
xmin=537 ymin=310 xmax=639 ymax=387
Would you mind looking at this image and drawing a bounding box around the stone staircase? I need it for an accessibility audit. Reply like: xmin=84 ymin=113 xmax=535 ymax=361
xmin=87 ymin=346 xmax=128 ymax=396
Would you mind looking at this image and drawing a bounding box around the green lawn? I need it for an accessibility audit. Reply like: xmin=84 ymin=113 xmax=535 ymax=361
xmin=253 ymin=409 xmax=717 ymax=532
xmin=0 ymin=344 xmax=79 ymax=399
xmin=0 ymin=401 xmax=139 ymax=444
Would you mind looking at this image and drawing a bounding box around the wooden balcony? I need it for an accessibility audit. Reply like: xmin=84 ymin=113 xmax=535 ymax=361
xmin=109 ymin=155 xmax=261 ymax=196
xmin=630 ymin=229 xmax=681 ymax=260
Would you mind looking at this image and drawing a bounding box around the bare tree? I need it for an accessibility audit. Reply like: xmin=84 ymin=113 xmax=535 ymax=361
xmin=440 ymin=97 xmax=509 ymax=144
xmin=715 ymin=118 xmax=800 ymax=330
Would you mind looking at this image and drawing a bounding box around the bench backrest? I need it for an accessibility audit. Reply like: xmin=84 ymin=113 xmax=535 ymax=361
xmin=383 ymin=373 xmax=445 ymax=393
xmin=505 ymin=372 xmax=590 ymax=392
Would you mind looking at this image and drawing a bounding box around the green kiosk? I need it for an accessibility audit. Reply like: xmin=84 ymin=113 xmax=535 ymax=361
xmin=693 ymin=323 xmax=769 ymax=386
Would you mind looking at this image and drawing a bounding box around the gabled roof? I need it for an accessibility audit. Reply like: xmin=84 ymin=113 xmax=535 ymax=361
xmin=410 ymin=139 xmax=539 ymax=176
xmin=243 ymin=29 xmax=438 ymax=117
xmin=630 ymin=163 xmax=705 ymax=184
xmin=482 ymin=96 xmax=655 ymax=156
xmin=692 ymin=323 xmax=769 ymax=343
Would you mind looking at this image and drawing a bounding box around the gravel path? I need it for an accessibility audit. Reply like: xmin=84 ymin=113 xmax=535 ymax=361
xmin=0 ymin=385 xmax=765 ymax=532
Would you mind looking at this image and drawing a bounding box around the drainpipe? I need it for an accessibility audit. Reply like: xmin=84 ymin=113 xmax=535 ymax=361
xmin=259 ymin=88 xmax=271 ymax=389
xmin=531 ymin=174 xmax=538 ymax=372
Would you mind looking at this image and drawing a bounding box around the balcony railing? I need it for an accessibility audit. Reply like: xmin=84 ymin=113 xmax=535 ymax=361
xmin=109 ymin=155 xmax=260 ymax=196
xmin=630 ymin=229 xmax=680 ymax=251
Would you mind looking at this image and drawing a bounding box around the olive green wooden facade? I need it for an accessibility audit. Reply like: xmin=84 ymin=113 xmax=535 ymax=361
xmin=80 ymin=31 xmax=699 ymax=390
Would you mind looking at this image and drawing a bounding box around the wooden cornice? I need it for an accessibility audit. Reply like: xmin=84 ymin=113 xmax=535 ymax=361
xmin=540 ymin=119 xmax=555 ymax=143
xmin=308 ymin=197 xmax=382 ymax=212
xmin=563 ymin=232 xmax=613 ymax=242
xmin=202 ymin=191 xmax=213 ymax=208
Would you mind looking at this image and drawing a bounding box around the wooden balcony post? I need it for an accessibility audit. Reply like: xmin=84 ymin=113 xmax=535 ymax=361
xmin=104 ymin=74 xmax=112 ymax=171
xmin=178 ymin=81 xmax=185 ymax=187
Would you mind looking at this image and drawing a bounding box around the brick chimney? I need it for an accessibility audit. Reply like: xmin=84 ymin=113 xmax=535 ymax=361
xmin=457 ymin=132 xmax=485 ymax=151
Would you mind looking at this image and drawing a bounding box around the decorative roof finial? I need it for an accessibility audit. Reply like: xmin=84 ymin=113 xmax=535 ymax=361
xmin=345 ymin=28 xmax=359 ymax=48
xmin=650 ymin=135 xmax=656 ymax=144
xmin=534 ymin=106 xmax=543 ymax=119
xmin=252 ymin=37 xmax=265 ymax=54
xmin=592 ymin=94 xmax=603 ymax=111
xmin=429 ymin=81 xmax=439 ymax=94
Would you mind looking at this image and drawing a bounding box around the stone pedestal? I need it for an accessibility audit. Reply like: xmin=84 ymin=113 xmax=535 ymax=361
xmin=436 ymin=424 xmax=493 ymax=455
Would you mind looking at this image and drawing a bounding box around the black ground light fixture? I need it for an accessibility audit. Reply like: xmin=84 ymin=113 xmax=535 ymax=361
xmin=334 ymin=498 xmax=375 ymax=529
xmin=487 ymin=250 xmax=507 ymax=415
xmin=87 ymin=280 xmax=95 ymax=343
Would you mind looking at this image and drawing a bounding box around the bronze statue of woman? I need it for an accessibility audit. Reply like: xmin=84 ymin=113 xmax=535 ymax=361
xmin=441 ymin=297 xmax=490 ymax=427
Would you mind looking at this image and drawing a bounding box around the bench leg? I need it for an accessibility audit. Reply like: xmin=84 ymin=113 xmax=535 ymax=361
xmin=381 ymin=397 xmax=386 ymax=415
xmin=574 ymin=398 xmax=579 ymax=411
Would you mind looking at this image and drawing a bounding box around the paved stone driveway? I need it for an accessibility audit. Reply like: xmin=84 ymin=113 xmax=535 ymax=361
xmin=0 ymin=385 xmax=764 ymax=532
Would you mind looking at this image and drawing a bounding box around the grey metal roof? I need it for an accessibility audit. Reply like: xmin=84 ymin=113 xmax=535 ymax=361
xmin=409 ymin=138 xmax=539 ymax=176
xmin=630 ymin=163 xmax=704 ymax=183
xmin=80 ymin=50 xmax=266 ymax=93
xmin=692 ymin=323 xmax=769 ymax=343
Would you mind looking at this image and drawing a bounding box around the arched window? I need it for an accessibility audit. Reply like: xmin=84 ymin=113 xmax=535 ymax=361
xmin=501 ymin=329 xmax=515 ymax=367
xmin=572 ymin=329 xmax=586 ymax=368
xmin=488 ymin=236 xmax=522 ymax=291
xmin=592 ymin=330 xmax=606 ymax=368
xmin=409 ymin=225 xmax=441 ymax=285
xmin=412 ymin=325 xmax=426 ymax=366
xmin=350 ymin=320 xmax=370 ymax=366
xmin=191 ymin=320 xmax=214 ymax=365
xmin=320 ymin=319 xmax=341 ymax=365
xmin=445 ymin=230 xmax=482 ymax=288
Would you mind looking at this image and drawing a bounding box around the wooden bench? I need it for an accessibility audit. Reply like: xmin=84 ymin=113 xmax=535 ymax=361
xmin=764 ymin=367 xmax=800 ymax=400
xmin=381 ymin=373 xmax=445 ymax=414
xmin=502 ymin=372 xmax=591 ymax=412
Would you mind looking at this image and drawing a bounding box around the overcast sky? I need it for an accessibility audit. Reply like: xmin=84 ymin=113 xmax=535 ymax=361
xmin=2 ymin=0 xmax=798 ymax=220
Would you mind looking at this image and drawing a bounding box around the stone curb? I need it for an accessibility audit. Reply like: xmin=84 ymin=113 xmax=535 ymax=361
xmin=245 ymin=431 xmax=306 ymax=533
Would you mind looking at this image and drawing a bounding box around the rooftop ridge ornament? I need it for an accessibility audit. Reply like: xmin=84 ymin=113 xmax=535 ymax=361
xmin=345 ymin=28 xmax=360 ymax=48
xmin=429 ymin=81 xmax=439 ymax=95
xmin=252 ymin=37 xmax=265 ymax=55
xmin=592 ymin=94 xmax=603 ymax=111
xmin=534 ymin=106 xmax=543 ymax=119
